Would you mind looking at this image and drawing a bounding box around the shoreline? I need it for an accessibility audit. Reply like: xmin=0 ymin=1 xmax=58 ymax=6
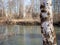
xmin=0 ymin=21 xmax=60 ymax=27
xmin=0 ymin=18 xmax=60 ymax=26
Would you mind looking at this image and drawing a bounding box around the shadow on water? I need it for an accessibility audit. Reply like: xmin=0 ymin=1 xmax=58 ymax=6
xmin=0 ymin=25 xmax=59 ymax=45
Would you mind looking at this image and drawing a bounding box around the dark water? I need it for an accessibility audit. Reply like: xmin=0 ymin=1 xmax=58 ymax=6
xmin=0 ymin=25 xmax=59 ymax=45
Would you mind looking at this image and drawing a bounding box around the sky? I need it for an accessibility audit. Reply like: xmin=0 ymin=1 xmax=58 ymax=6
xmin=0 ymin=0 xmax=40 ymax=14
xmin=3 ymin=0 xmax=31 ymax=10
xmin=4 ymin=0 xmax=31 ymax=6
xmin=24 ymin=0 xmax=31 ymax=6
xmin=2 ymin=0 xmax=32 ymax=14
xmin=0 ymin=0 xmax=58 ymax=14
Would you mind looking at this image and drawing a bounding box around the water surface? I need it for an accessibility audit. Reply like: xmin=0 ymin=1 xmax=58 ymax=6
xmin=0 ymin=25 xmax=59 ymax=45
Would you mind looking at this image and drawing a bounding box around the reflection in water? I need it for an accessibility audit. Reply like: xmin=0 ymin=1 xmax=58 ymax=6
xmin=0 ymin=25 xmax=59 ymax=45
xmin=0 ymin=25 xmax=42 ymax=45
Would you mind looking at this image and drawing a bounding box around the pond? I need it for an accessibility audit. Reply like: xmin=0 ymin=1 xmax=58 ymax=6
xmin=0 ymin=25 xmax=59 ymax=45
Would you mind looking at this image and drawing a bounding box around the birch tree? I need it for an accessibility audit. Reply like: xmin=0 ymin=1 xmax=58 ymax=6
xmin=40 ymin=0 xmax=57 ymax=45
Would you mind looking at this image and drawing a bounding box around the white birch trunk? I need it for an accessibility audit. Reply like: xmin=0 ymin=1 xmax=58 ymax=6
xmin=40 ymin=0 xmax=57 ymax=45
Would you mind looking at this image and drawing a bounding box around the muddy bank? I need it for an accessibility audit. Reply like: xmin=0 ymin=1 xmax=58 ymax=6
xmin=0 ymin=20 xmax=60 ymax=26
xmin=4 ymin=21 xmax=60 ymax=26
xmin=53 ymin=22 xmax=60 ymax=27
xmin=5 ymin=21 xmax=40 ymax=25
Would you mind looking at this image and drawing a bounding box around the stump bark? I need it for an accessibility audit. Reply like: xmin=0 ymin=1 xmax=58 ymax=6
xmin=40 ymin=0 xmax=57 ymax=45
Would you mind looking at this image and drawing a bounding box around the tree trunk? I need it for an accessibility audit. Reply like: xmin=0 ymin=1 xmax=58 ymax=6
xmin=40 ymin=0 xmax=57 ymax=45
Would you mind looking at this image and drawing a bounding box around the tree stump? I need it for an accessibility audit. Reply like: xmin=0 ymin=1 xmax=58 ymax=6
xmin=40 ymin=0 xmax=57 ymax=45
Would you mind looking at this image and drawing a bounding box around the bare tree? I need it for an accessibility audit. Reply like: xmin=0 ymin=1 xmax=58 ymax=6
xmin=7 ymin=0 xmax=16 ymax=19
xmin=0 ymin=0 xmax=2 ymax=17
xmin=19 ymin=0 xmax=24 ymax=18
xmin=0 ymin=0 xmax=4 ymax=17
